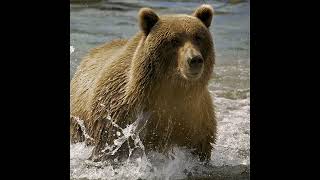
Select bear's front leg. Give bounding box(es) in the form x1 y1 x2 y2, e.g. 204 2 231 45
191 134 215 162
88 119 142 163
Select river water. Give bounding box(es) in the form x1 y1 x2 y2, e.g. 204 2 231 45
70 0 250 179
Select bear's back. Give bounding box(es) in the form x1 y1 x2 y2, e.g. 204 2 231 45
70 39 128 117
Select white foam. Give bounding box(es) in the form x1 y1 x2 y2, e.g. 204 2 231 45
70 93 250 179
70 46 75 55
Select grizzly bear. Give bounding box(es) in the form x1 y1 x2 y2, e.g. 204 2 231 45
70 4 216 162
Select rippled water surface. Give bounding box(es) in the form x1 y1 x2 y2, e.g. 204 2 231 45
70 0 250 179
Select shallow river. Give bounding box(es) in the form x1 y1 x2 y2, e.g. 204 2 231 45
70 0 250 179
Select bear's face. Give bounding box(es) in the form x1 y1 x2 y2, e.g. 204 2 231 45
138 5 214 82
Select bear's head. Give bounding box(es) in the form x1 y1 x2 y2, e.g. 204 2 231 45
135 4 215 86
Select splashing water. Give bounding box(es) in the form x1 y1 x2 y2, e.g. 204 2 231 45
72 115 94 142
70 1 250 179
70 91 250 179
99 112 151 162
70 46 75 55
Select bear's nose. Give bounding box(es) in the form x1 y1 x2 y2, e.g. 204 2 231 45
188 55 203 68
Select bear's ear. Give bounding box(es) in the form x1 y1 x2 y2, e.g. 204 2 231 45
138 8 159 35
192 4 214 28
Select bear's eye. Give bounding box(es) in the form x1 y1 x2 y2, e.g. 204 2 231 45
171 38 181 46
195 35 203 42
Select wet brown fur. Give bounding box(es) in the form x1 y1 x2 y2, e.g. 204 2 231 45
70 4 216 162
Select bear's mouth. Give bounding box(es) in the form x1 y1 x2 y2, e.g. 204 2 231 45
189 72 201 78
187 65 203 79
179 66 203 81
184 70 202 80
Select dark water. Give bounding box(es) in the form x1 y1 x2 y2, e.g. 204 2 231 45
70 0 250 179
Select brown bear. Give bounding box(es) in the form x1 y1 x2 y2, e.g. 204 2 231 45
70 4 216 162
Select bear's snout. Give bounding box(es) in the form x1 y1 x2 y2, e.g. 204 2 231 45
188 55 203 69
178 43 205 80
184 48 204 79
